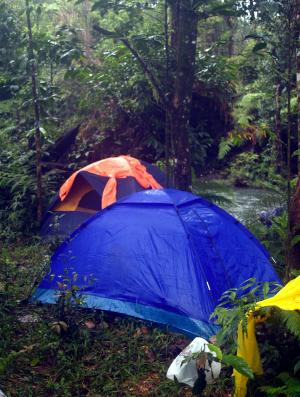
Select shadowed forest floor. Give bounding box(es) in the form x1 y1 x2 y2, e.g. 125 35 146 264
0 242 232 397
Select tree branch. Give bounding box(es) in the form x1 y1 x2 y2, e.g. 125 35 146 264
93 24 167 107
41 162 70 170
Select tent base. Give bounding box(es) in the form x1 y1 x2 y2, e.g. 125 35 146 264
32 288 219 339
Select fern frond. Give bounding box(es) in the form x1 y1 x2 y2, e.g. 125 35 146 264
259 373 300 397
218 139 233 160
279 310 300 340
278 372 300 397
259 385 287 396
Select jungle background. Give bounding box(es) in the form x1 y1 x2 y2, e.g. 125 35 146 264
0 0 300 396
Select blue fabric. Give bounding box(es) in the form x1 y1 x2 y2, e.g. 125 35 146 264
32 288 218 339
40 211 92 238
34 189 280 338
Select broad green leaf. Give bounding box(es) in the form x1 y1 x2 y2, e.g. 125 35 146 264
294 360 300 375
292 149 300 157
30 357 40 366
263 282 270 297
222 354 254 379
291 235 300 247
207 343 222 360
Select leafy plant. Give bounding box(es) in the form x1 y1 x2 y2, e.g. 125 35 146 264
225 148 285 189
276 310 300 341
211 278 281 348
212 278 300 397
259 372 300 397
55 268 94 324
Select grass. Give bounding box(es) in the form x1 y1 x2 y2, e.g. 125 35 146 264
1 309 191 396
1 240 298 397
0 240 199 397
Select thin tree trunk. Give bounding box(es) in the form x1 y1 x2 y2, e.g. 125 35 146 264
225 16 234 57
290 0 300 272
297 0 300 174
249 0 255 23
94 2 199 191
82 0 92 62
164 0 171 186
169 0 198 190
286 5 294 280
25 0 43 223
274 83 283 171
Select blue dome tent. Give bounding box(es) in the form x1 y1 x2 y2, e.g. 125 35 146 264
33 189 280 338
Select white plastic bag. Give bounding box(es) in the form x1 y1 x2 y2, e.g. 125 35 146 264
166 337 221 387
0 389 7 397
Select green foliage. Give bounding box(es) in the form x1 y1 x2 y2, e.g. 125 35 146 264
212 277 300 397
221 354 254 379
54 267 96 325
0 0 296 238
229 152 264 186
207 344 254 379
211 278 281 347
278 310 300 341
259 372 300 397
192 178 234 206
226 149 285 189
233 92 268 128
0 147 37 238
196 49 237 97
248 212 287 275
218 133 247 160
218 89 273 161
0 244 191 397
0 242 51 302
190 128 214 170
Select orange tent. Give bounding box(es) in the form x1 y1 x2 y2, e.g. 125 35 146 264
41 156 165 238
59 155 162 209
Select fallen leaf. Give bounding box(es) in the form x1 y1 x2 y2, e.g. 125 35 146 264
142 345 155 362
85 320 96 329
140 326 148 334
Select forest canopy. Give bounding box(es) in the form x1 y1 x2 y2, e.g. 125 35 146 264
0 0 298 238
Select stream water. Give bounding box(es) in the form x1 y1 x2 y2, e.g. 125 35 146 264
198 182 284 224
222 187 283 222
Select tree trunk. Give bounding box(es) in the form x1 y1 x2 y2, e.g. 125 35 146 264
274 83 283 171
25 0 43 223
169 1 198 190
225 16 234 57
290 0 300 272
249 0 255 23
164 0 172 186
93 1 199 191
285 4 295 280
297 0 300 175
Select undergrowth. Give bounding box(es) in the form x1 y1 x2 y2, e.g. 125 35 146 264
212 280 300 397
0 241 194 397
1 242 299 397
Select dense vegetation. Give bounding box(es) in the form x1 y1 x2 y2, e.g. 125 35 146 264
1 0 300 396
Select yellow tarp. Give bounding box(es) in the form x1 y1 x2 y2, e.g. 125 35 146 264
233 276 300 397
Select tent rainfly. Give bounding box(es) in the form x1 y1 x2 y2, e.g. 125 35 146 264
41 155 165 238
34 189 280 338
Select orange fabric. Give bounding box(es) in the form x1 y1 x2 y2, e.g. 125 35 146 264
54 179 92 211
102 177 117 208
59 156 162 209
